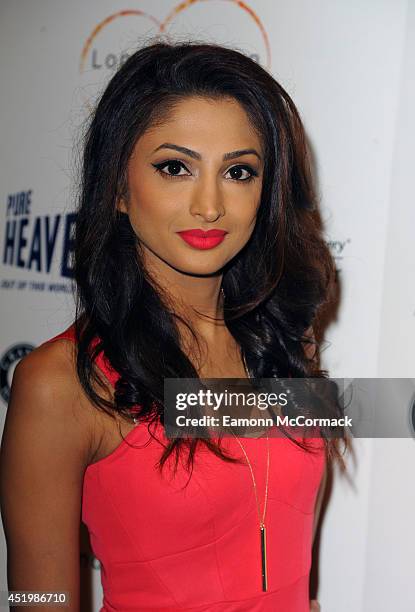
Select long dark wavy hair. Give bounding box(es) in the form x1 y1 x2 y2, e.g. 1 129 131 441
73 40 349 477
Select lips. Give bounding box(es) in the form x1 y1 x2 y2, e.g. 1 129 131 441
176 229 228 250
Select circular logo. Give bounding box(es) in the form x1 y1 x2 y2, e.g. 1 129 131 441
0 343 35 404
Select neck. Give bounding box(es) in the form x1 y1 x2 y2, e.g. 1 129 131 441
141 248 226 342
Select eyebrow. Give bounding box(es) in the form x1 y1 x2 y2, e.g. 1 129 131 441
152 142 262 162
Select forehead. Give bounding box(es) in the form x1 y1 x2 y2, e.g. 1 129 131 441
134 96 263 156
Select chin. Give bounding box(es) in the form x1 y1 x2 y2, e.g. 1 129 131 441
174 263 225 277
162 253 224 274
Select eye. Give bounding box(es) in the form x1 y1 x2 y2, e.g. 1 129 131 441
225 165 258 182
152 160 258 182
152 160 190 179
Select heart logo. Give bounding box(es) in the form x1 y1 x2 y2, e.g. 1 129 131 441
79 0 271 76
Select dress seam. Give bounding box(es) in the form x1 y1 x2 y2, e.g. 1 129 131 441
178 571 310 609
96 464 185 609
196 472 227 600
110 504 259 565
267 496 315 515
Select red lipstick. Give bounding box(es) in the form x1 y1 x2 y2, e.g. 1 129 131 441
176 229 228 250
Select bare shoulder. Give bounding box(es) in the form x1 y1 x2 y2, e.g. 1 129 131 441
17 334 80 383
0 338 106 604
5 337 102 468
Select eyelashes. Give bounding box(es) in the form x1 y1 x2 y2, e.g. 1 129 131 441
152 160 258 183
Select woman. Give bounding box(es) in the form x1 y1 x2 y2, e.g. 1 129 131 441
0 41 348 611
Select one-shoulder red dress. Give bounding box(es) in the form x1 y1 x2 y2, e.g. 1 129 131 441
42 324 325 611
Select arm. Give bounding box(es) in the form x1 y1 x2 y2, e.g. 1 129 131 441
0 341 94 611
301 324 326 540
305 325 325 612
309 459 327 611
312 459 327 544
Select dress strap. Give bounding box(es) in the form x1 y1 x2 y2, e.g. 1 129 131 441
42 323 120 388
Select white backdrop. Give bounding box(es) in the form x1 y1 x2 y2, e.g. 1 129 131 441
1 1 414 610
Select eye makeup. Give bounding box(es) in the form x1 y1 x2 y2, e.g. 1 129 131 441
152 159 259 182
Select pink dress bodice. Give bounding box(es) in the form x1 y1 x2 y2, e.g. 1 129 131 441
43 323 325 611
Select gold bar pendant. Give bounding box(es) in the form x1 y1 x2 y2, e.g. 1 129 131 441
260 524 268 591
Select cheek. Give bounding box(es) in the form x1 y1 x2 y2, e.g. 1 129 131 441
230 195 259 231
128 185 175 234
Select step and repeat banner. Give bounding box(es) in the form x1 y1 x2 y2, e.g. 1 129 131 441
1 1 414 610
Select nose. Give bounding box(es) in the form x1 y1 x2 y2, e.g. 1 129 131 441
188 172 225 223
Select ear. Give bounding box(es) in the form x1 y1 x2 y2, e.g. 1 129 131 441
116 197 128 214
302 326 318 362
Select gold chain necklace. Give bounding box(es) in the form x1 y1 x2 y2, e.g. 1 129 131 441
228 347 271 592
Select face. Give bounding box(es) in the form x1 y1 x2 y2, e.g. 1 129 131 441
117 96 264 280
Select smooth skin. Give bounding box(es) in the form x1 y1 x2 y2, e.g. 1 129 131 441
117 96 264 376
0 95 325 611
